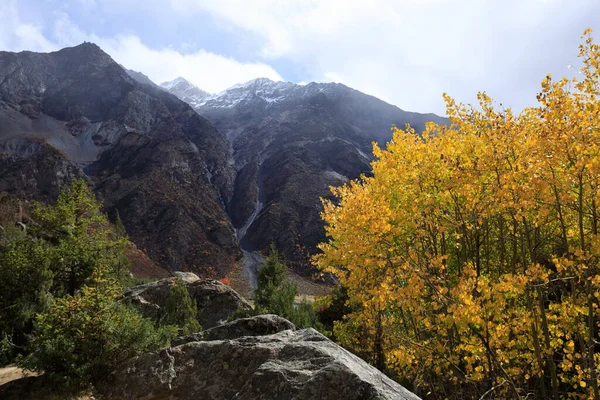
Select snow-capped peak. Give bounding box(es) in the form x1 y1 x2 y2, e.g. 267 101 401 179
198 78 298 108
160 77 212 107
160 76 189 90
224 77 285 91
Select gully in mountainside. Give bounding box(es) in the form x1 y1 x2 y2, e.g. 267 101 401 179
232 166 267 288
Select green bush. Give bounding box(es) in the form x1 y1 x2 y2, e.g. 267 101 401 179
0 237 53 363
0 333 14 366
291 301 320 329
0 179 137 366
21 269 176 390
314 284 354 339
161 277 202 335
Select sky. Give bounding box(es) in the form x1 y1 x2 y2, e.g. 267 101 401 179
1 0 599 116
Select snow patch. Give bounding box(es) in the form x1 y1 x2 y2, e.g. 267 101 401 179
357 148 371 160
198 78 298 108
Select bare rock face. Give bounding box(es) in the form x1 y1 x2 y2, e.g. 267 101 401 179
0 143 87 202
99 328 420 400
123 275 251 329
91 131 240 277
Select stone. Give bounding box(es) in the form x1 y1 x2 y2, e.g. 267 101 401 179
123 276 252 329
99 328 420 400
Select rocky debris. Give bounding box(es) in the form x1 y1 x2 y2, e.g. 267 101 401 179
123 275 251 329
98 328 420 400
171 314 296 346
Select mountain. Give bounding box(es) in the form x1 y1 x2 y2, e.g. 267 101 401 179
123 66 160 88
0 42 446 280
160 77 212 109
164 77 448 273
0 43 239 277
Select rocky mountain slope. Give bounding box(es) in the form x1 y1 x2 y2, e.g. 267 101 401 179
167 77 447 273
0 43 238 277
123 66 161 89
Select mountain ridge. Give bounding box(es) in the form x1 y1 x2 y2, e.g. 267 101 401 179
0 41 447 279
160 77 212 108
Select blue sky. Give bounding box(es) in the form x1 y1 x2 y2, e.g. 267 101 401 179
2 0 600 115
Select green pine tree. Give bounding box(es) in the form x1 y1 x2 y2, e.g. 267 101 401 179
161 277 202 335
253 243 316 329
32 179 131 295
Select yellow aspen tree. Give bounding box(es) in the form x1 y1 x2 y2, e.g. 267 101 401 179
316 30 600 399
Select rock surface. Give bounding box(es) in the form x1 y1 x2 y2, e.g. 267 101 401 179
0 143 87 202
99 328 420 400
171 314 296 346
123 274 252 329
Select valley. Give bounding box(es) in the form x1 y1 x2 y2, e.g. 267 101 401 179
3 2 598 398
0 43 445 285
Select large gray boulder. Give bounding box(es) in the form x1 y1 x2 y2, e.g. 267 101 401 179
123 274 252 329
99 328 420 400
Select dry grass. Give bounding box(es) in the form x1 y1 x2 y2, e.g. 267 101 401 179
227 259 253 299
0 366 95 399
0 365 37 386
287 270 331 299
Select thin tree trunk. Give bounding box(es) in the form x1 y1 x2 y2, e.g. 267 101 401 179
587 279 599 398
527 290 548 399
537 287 559 399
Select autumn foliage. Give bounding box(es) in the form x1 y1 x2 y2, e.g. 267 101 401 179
220 276 231 286
316 30 600 399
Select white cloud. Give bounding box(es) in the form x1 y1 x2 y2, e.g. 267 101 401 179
4 0 600 115
92 35 282 92
168 0 600 114
1 4 283 94
0 1 57 53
